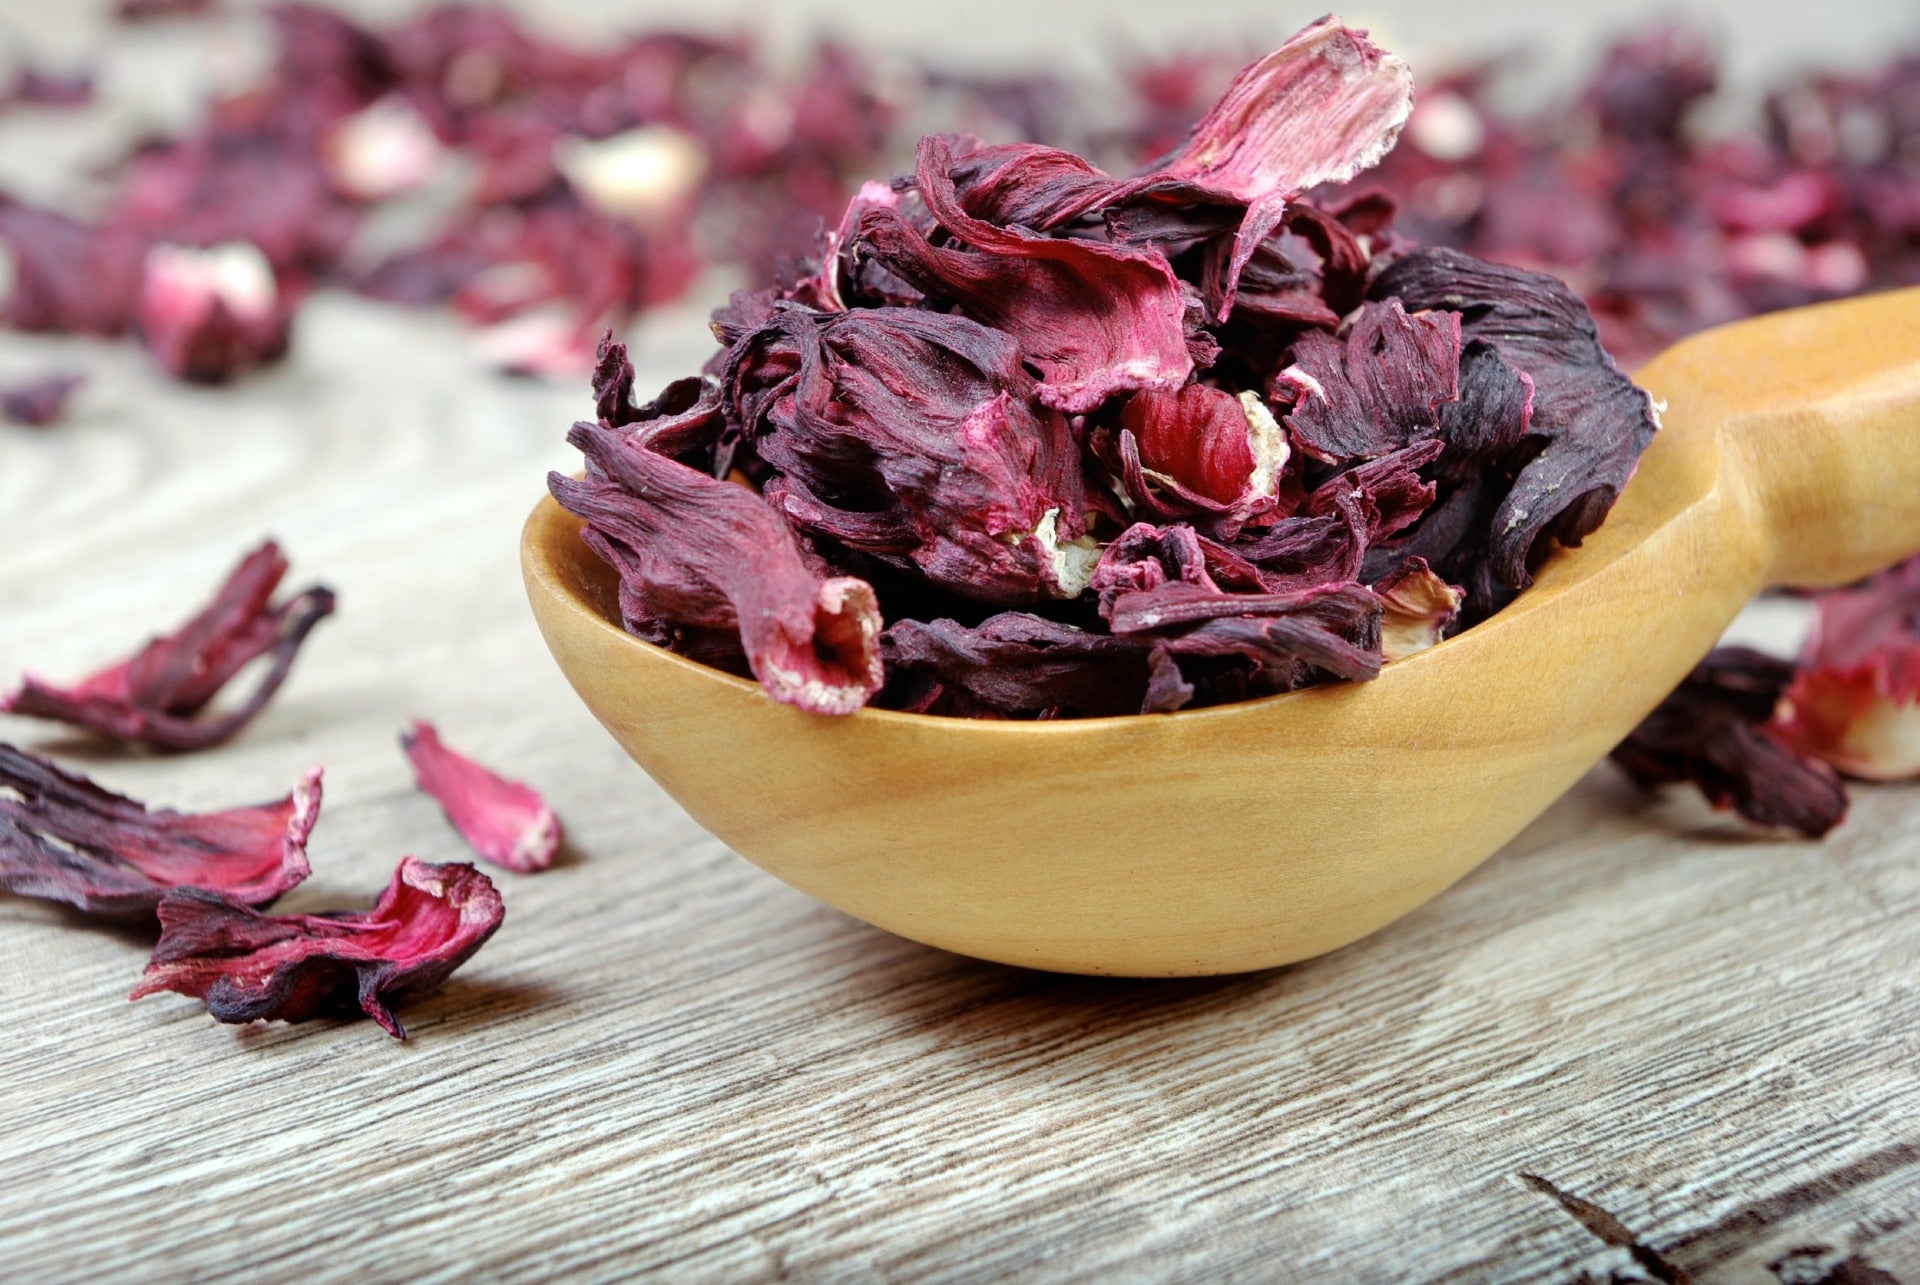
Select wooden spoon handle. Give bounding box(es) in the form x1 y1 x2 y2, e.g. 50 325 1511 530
1641 286 1920 589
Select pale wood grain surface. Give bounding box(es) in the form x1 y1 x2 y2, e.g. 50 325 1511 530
3 6 1920 1283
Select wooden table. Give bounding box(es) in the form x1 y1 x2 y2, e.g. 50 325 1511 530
3 11 1920 1284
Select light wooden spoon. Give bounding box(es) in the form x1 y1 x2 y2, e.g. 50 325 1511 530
523 288 1920 976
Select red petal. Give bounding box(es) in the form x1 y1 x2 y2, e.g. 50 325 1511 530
402 721 559 873
131 857 504 1039
2 540 335 751
0 744 317 915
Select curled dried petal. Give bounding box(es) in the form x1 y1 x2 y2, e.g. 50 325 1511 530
551 367 883 714
1776 558 1920 780
2 540 335 752
132 857 504 1039
881 614 1150 717
0 743 317 915
857 135 1193 413
1370 247 1659 588
1613 647 1846 836
402 721 558 873
1117 17 1414 318
1274 300 1461 462
730 306 1094 602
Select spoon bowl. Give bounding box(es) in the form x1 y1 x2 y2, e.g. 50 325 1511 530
524 289 1920 975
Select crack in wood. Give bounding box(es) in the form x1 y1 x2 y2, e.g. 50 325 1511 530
1662 1140 1920 1271
1519 1172 1692 1284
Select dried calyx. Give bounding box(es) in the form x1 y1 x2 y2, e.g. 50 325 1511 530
0 744 319 915
1613 559 1920 834
132 856 504 1039
2 540 333 751
402 721 560 873
554 18 1659 719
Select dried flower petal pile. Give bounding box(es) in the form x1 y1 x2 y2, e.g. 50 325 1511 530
553 19 1659 719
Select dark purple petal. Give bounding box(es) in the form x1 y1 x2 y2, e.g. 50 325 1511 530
729 306 1096 602
1613 647 1847 836
552 358 883 714
856 135 1194 413
881 614 1150 717
1273 299 1461 461
0 743 317 915
1093 522 1383 688
0 372 84 427
1370 247 1660 588
131 858 504 1040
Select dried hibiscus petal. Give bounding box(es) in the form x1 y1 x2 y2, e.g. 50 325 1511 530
0 744 317 915
2 540 335 751
881 614 1150 717
727 306 1097 602
1613 647 1846 837
136 242 294 384
1776 558 1920 780
1093 522 1383 693
1109 17 1414 318
1370 248 1660 588
131 857 504 1039
550 356 883 714
1274 300 1461 462
0 372 83 427
857 135 1195 413
402 721 559 873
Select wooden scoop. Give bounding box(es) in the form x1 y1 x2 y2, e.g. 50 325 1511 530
523 288 1920 976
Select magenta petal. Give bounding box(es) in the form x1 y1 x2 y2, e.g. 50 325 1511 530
2 540 335 751
726 306 1095 602
881 614 1150 717
402 721 558 873
857 135 1194 413
0 744 317 915
551 348 884 715
1370 248 1659 588
132 857 504 1039
1121 18 1413 318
